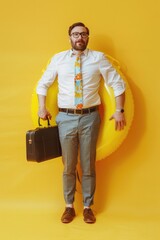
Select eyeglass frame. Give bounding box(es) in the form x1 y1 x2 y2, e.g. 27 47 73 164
70 32 89 39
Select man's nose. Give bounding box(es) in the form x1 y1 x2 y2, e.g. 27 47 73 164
78 34 83 39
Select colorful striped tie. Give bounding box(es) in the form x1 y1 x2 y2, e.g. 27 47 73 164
74 54 83 109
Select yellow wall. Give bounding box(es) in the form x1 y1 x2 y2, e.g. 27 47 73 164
0 0 160 239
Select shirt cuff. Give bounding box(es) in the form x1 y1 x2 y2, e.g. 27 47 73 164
36 88 47 96
114 88 125 97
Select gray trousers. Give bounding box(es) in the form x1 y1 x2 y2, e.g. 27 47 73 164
56 110 101 207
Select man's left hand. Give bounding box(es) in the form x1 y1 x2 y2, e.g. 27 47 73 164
109 112 126 131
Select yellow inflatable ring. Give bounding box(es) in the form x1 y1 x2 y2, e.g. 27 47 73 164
31 55 134 161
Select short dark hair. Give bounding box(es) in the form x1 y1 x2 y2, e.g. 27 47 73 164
68 22 89 36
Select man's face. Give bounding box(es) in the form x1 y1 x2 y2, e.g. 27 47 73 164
69 26 89 51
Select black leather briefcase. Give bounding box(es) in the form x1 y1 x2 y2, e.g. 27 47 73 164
26 118 62 162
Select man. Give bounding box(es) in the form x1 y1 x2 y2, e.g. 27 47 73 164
36 22 126 224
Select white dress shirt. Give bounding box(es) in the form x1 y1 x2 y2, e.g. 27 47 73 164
36 49 125 108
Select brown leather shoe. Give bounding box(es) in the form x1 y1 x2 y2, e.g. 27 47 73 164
61 207 76 223
83 208 96 223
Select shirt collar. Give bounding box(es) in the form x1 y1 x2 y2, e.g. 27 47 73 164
69 48 89 57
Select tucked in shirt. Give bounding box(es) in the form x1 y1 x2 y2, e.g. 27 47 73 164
36 49 125 109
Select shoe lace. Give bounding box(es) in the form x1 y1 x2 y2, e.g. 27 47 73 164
65 207 74 215
84 208 93 215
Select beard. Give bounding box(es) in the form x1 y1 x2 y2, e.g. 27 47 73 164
70 38 89 51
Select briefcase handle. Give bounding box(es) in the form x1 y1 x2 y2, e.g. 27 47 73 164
38 117 51 127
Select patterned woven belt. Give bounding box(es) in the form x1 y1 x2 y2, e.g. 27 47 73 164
58 106 98 115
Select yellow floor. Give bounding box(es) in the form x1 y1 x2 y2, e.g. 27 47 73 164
0 206 159 240
0 157 159 240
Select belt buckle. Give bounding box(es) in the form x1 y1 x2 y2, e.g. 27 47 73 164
74 109 83 114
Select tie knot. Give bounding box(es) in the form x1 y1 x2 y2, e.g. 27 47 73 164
76 53 81 60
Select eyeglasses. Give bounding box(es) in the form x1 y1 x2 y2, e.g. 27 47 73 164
71 32 89 38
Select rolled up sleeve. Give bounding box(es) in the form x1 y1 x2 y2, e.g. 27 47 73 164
99 54 125 97
36 56 58 96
